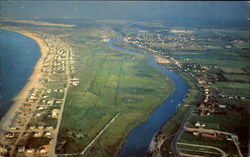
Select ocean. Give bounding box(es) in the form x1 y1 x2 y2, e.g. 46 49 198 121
0 29 40 117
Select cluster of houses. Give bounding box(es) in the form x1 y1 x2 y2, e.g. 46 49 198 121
124 34 212 70
123 31 207 51
2 86 57 156
41 34 68 74
187 127 220 139
38 33 77 80
17 145 49 156
0 87 51 156
218 93 248 101
0 146 8 156
9 88 42 131
196 86 230 116
69 76 80 86
68 53 79 86
185 126 239 142
123 30 245 150
0 33 75 156
154 56 170 64
124 32 222 86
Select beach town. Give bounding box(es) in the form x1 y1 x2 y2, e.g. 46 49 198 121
0 30 78 156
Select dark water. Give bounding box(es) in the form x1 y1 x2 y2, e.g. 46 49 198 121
0 30 40 116
106 39 188 157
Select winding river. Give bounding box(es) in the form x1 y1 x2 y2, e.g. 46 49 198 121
106 39 189 157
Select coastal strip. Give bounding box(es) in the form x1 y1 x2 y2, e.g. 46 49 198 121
0 28 75 156
0 30 48 131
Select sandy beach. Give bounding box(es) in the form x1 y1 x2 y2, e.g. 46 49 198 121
0 30 48 131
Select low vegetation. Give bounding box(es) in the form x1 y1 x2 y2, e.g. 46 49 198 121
56 27 174 156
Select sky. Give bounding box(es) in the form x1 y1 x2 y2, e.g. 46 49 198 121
0 1 249 23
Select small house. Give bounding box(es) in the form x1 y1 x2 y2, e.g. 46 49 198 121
45 132 52 136
18 146 25 153
193 132 199 136
26 148 35 154
51 109 60 118
219 105 226 109
33 131 43 137
46 126 53 130
201 132 217 138
29 126 36 130
5 132 15 139
39 145 49 154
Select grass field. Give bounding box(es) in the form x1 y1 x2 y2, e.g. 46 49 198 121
212 82 250 96
179 132 239 156
55 27 174 156
177 143 222 157
223 73 250 82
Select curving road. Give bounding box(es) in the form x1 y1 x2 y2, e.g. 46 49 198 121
177 142 227 157
171 70 202 157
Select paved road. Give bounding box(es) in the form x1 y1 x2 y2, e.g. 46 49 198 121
48 40 71 157
9 90 45 156
80 113 120 155
170 68 202 157
184 127 243 157
178 142 227 157
234 140 243 157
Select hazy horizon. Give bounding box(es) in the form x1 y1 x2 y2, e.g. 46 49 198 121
1 1 248 23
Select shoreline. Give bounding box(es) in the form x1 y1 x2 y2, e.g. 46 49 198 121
0 29 48 131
